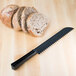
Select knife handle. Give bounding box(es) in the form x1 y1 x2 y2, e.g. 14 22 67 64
11 50 37 70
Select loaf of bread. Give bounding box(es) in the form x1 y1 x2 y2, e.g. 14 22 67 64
0 4 49 37
0 5 19 28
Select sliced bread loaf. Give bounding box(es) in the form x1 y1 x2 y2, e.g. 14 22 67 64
0 5 19 28
12 7 25 31
26 13 49 36
21 7 37 32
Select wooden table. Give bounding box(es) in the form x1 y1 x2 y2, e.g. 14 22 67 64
0 0 76 76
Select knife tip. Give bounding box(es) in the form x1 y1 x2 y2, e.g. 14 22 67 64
64 27 74 30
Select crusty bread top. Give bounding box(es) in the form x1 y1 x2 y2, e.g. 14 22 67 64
0 5 19 28
21 7 37 32
1 5 18 17
12 7 25 30
27 13 48 36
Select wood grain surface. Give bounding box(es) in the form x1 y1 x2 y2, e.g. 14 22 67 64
0 0 76 76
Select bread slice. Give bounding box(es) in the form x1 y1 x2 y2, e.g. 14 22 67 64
26 13 49 36
21 7 37 32
0 5 19 28
12 7 25 31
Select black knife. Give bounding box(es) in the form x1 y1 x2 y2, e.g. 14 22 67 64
11 27 73 70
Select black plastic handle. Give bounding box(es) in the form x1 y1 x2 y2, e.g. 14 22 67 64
11 50 37 70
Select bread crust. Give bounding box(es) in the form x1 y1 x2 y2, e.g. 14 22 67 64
21 7 37 32
12 7 25 31
0 5 19 28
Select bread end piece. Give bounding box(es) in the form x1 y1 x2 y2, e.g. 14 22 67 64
0 4 19 28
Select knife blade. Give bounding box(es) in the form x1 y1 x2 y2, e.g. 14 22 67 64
11 27 73 70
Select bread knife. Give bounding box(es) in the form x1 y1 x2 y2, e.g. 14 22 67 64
11 27 73 70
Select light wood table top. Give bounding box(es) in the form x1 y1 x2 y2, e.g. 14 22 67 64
0 0 76 76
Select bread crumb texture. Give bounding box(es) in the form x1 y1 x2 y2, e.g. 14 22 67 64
27 13 49 36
